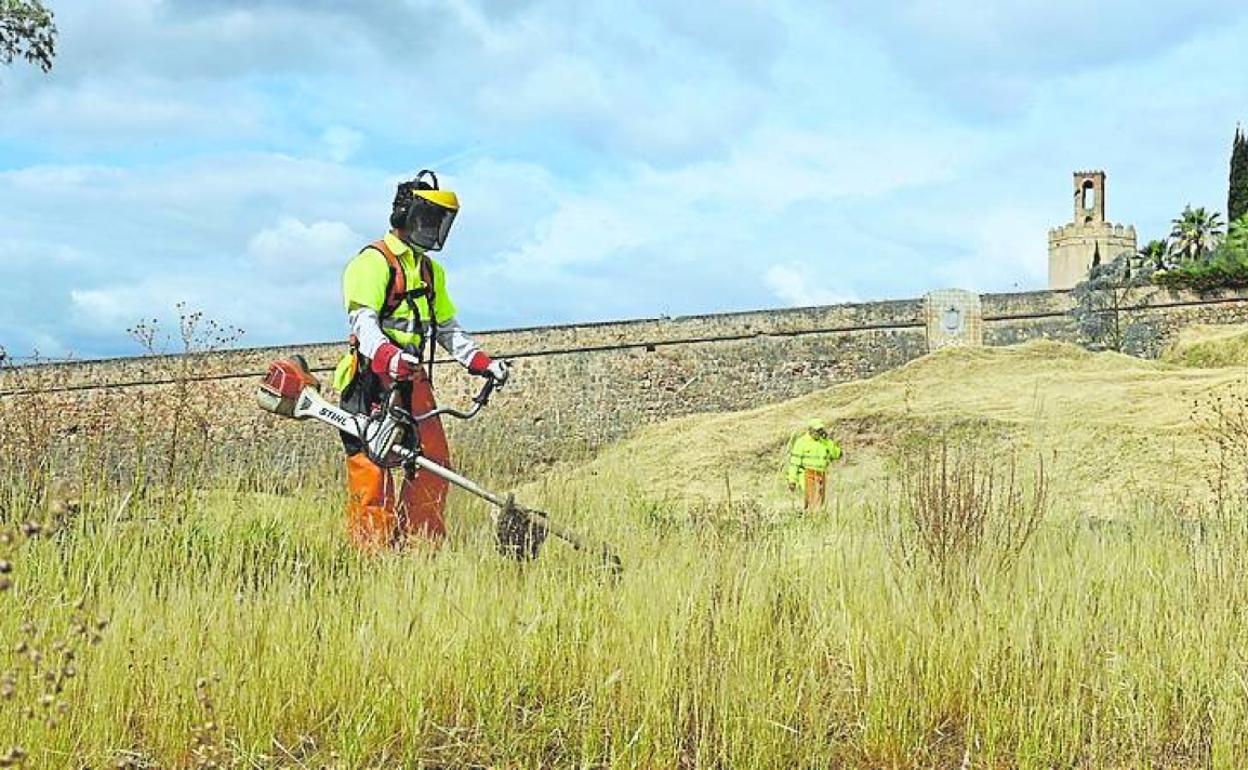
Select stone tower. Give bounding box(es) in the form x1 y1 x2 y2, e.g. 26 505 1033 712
1047 170 1137 289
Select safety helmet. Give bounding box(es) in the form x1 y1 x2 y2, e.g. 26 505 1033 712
807 418 826 432
390 169 460 252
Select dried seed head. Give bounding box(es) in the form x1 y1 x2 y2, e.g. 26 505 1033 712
0 561 11 574
0 578 10 593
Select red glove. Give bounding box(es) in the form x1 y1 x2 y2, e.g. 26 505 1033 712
467 351 492 376
468 352 510 385
371 343 421 381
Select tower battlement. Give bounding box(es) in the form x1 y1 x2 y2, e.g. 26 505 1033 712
1048 222 1137 240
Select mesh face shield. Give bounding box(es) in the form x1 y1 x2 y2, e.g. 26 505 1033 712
402 194 458 252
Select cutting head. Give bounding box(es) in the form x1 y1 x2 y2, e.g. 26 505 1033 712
496 499 548 561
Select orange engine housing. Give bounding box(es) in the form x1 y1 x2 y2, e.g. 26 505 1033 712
257 357 321 417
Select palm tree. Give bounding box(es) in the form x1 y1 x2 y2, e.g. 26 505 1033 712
1136 239 1170 272
1227 215 1248 255
1168 205 1224 263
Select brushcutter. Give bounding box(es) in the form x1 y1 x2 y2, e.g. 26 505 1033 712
256 355 622 574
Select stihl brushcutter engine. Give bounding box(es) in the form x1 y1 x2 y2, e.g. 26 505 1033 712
256 356 622 574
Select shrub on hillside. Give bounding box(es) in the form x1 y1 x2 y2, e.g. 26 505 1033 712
1153 214 1248 291
873 434 1048 590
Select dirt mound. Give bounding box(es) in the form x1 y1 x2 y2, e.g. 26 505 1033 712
521 339 1247 516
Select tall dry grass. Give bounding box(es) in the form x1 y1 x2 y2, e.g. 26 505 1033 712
872 435 1049 590
3 348 1248 767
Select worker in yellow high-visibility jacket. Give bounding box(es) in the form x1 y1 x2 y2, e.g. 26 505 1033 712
333 170 509 550
786 419 842 510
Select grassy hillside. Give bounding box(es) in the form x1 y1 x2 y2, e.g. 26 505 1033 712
1162 323 1248 368
524 340 1245 515
5 338 1248 768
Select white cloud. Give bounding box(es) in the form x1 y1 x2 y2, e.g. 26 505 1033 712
476 54 610 124
477 122 966 281
247 218 363 268
764 263 857 307
1 77 268 147
0 155 385 356
832 0 1248 115
321 127 364 164
2 0 1247 358
68 289 132 328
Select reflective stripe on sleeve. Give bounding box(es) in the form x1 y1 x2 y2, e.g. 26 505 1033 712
380 317 431 332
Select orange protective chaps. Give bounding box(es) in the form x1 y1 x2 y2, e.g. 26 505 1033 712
398 376 451 541
804 468 827 511
344 374 451 550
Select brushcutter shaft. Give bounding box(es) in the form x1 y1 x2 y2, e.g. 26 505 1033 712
410 455 508 508
410 455 600 556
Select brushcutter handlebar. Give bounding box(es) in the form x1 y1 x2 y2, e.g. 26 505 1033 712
406 373 498 424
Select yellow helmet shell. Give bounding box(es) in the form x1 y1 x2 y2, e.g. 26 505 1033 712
414 189 459 212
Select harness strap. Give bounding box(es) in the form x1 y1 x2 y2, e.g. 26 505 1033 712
419 253 437 386
365 239 439 382
369 239 406 316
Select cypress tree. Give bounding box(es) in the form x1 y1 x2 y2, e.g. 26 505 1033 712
1230 125 1248 224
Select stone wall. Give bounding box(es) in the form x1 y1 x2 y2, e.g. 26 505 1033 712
5 286 1248 466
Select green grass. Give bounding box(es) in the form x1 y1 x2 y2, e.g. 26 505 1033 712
5 472 1248 768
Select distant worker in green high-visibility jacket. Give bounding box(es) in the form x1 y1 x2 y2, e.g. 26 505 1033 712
786 419 842 510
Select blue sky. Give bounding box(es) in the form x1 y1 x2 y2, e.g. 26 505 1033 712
1 0 1246 359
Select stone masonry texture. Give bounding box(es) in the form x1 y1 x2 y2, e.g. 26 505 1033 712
5 287 1248 468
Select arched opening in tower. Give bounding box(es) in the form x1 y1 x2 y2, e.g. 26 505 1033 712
1082 181 1097 212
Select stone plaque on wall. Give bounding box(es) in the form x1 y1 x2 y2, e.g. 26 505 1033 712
925 289 983 351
